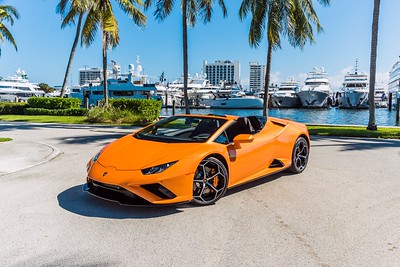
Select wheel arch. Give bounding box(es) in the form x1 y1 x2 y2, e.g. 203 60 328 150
207 153 229 176
298 133 310 147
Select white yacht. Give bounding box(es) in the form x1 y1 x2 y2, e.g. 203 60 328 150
337 62 369 109
388 57 400 109
69 58 157 107
202 84 263 109
202 93 263 109
167 74 219 107
271 77 301 108
155 83 183 108
297 67 333 108
0 69 44 102
374 83 388 108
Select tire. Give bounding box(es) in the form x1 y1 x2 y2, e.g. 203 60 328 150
192 157 228 205
289 136 309 174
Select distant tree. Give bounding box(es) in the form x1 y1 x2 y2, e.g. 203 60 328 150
0 5 19 57
38 83 55 93
367 0 380 131
81 0 146 107
239 0 330 116
57 0 92 98
145 0 227 114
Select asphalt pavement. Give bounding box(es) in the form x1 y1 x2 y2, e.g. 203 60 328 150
1 121 400 267
0 140 59 176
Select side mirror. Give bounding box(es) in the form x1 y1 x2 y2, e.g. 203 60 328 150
233 134 254 148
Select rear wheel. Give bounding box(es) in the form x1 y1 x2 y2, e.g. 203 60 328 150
192 157 228 205
289 137 309 174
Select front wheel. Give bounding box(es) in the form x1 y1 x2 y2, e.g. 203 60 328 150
192 157 228 205
289 137 309 174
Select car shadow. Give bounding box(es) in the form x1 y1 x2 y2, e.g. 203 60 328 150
57 184 183 219
311 136 400 151
58 171 293 219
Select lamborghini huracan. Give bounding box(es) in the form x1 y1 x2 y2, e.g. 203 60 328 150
84 114 310 206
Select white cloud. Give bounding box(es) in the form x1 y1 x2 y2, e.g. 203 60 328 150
270 71 281 86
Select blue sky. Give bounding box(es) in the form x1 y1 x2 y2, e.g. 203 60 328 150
0 0 399 90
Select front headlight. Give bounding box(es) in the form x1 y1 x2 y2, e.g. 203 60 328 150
86 143 113 172
141 161 178 175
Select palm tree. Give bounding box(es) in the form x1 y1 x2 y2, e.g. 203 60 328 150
239 0 330 116
81 0 146 107
367 0 380 131
0 5 19 57
57 0 92 98
145 0 227 114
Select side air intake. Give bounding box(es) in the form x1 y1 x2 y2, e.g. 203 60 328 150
269 159 284 168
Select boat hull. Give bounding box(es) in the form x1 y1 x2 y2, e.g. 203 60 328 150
297 90 330 108
271 95 302 108
338 91 369 109
202 97 263 109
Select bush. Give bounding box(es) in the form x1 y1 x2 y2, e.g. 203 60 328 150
28 97 81 109
0 102 28 115
86 106 140 124
23 108 88 116
109 98 162 122
86 99 162 124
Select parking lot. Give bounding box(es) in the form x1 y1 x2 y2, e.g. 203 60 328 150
1 122 399 266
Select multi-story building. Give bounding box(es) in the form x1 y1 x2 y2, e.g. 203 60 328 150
203 60 240 86
79 67 102 86
249 62 266 92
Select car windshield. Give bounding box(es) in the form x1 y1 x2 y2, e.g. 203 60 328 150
134 116 228 143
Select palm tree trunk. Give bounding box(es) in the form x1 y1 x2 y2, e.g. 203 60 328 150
102 31 109 107
182 0 190 114
367 0 380 130
60 13 83 98
263 42 273 117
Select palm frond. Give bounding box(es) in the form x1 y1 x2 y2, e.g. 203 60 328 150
81 7 100 47
0 5 20 25
199 0 212 23
0 24 17 50
152 0 175 21
238 0 253 20
117 0 146 27
187 0 198 27
56 0 70 15
61 9 80 28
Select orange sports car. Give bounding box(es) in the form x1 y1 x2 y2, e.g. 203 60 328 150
84 114 310 206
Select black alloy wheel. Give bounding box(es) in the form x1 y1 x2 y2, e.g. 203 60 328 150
192 157 228 205
289 136 309 174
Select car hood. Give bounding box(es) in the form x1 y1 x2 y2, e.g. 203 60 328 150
97 134 201 170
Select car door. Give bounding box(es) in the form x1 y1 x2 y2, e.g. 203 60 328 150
227 133 276 187
221 117 276 187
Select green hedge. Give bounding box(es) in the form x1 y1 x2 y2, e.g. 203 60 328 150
87 98 162 124
0 102 28 115
109 98 162 122
27 97 81 109
23 108 88 116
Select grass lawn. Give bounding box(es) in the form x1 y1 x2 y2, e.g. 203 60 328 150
1 115 400 139
0 137 12 142
307 125 400 139
0 115 88 124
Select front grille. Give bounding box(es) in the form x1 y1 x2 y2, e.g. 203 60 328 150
86 178 152 205
92 180 123 191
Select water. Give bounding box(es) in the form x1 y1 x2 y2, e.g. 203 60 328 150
160 107 400 126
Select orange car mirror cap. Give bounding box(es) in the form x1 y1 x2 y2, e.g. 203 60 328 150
233 134 254 149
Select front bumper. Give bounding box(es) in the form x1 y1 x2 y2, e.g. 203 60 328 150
83 179 153 205
84 161 194 205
